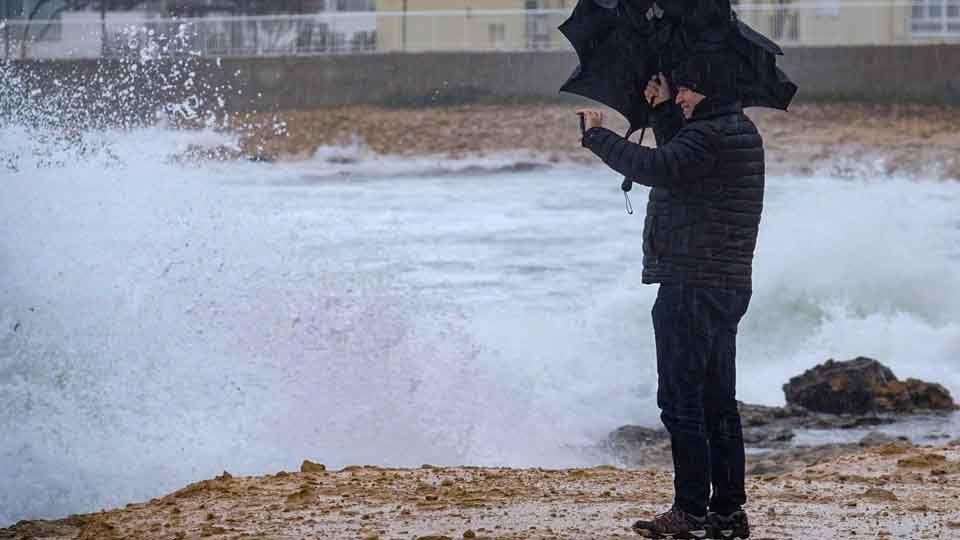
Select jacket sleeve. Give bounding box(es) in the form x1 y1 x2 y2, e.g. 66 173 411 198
650 102 685 146
581 123 717 188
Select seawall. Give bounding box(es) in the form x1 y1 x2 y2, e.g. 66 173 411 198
8 45 960 115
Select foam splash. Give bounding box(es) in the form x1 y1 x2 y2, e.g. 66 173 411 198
737 175 960 404
0 24 250 173
0 135 493 523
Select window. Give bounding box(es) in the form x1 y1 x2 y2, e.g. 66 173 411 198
336 0 375 11
36 15 62 42
770 0 799 41
525 0 550 49
20 0 62 42
815 0 840 17
912 0 960 34
3 1 25 18
488 23 506 47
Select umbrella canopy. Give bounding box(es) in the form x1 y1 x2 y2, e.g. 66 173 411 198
559 0 798 136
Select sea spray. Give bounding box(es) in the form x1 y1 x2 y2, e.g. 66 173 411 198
0 128 497 522
0 21 295 171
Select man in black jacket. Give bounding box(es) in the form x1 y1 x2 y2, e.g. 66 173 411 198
577 53 763 540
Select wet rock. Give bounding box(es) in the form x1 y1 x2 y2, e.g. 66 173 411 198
862 488 898 502
605 425 671 468
610 421 797 451
739 403 808 427
608 425 669 449
746 459 787 476
835 415 896 429
738 401 900 431
859 431 909 447
300 460 326 473
903 378 956 411
743 426 795 446
74 518 121 540
285 485 317 506
607 358 956 474
745 444 861 476
0 517 89 540
874 442 914 455
200 524 229 537
608 423 871 475
783 357 956 415
897 453 947 468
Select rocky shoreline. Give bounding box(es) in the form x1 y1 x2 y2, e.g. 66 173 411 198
4 443 960 540
608 357 959 475
608 407 958 477
212 102 960 181
3 357 958 538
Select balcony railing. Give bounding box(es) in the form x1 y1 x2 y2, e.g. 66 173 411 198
2 3 959 61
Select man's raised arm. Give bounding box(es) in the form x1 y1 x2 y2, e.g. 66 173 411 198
581 123 717 188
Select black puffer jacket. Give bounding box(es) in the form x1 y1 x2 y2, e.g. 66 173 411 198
582 99 764 291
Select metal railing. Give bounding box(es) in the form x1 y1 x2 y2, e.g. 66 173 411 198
3 3 960 61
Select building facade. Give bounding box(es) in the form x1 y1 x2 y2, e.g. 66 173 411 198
3 0 378 59
373 0 959 52
736 0 959 46
374 0 571 52
5 0 960 60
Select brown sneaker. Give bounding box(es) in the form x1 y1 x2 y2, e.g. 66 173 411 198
708 510 750 539
631 506 709 539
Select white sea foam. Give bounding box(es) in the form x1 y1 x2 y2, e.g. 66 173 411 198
0 128 492 522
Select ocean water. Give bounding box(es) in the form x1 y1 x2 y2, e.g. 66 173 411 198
2 126 959 524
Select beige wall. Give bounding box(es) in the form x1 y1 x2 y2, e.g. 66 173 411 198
736 1 916 46
375 0 571 51
376 1 942 51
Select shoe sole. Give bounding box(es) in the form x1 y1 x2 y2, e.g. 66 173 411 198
709 529 749 540
632 527 709 539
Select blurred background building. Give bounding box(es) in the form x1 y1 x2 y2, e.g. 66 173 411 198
1 0 959 59
373 1 571 51
734 0 956 45
1 0 377 58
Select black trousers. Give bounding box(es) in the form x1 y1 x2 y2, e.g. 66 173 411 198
652 283 750 517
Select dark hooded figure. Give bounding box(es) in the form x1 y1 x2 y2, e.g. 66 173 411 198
577 52 762 540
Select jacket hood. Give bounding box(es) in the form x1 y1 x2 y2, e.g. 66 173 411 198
672 52 738 103
691 98 743 121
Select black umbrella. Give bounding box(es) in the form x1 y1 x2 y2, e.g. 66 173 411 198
559 0 798 136
559 0 657 138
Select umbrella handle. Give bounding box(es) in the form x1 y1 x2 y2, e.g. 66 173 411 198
621 96 656 195
620 96 656 214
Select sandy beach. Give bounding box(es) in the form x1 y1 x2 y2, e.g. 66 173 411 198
228 103 960 180
4 442 959 539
